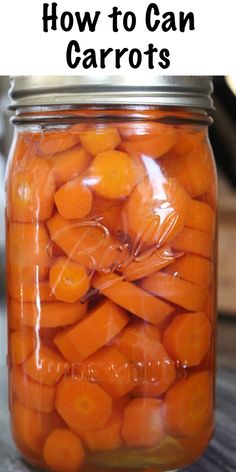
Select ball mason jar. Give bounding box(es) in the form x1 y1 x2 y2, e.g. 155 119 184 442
6 76 217 472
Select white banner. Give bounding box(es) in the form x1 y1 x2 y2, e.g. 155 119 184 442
0 0 235 75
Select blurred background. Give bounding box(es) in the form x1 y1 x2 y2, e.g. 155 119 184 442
0 75 236 368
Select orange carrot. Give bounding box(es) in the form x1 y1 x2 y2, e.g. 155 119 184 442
48 145 92 187
122 246 176 281
8 278 54 303
23 345 69 386
164 371 213 437
113 395 131 414
186 199 216 236
54 300 129 362
8 156 55 223
121 398 165 447
10 329 36 365
11 366 56 413
56 377 112 432
43 429 85 472
90 197 124 235
85 347 135 400
80 127 121 155
12 401 64 456
141 271 208 312
120 124 177 159
163 312 212 367
87 150 138 199
49 258 90 303
164 254 214 288
54 177 93 219
92 273 173 325
38 130 80 156
8 223 51 282
80 412 123 451
111 321 161 361
124 176 190 247
171 227 213 260
9 298 87 329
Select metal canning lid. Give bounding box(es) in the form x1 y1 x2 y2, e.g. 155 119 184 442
9 76 214 111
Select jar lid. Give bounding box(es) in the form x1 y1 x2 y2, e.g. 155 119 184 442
9 76 214 111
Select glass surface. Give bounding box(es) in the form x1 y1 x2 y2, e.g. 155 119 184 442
6 109 217 472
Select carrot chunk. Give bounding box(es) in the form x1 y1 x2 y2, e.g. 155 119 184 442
9 298 87 329
48 145 92 187
164 371 213 437
11 366 56 413
56 377 112 432
124 176 189 247
54 300 129 362
141 271 208 312
8 156 55 223
10 329 36 365
88 150 138 199
49 258 90 303
121 398 165 447
55 178 93 219
111 321 161 361
38 130 80 156
171 227 213 260
163 312 212 367
85 347 135 400
164 254 214 288
12 402 64 456
80 412 123 451
80 127 121 155
8 223 51 282
90 197 124 235
186 199 216 235
23 345 69 386
8 278 54 303
93 273 173 325
121 124 177 159
43 429 85 472
122 246 176 281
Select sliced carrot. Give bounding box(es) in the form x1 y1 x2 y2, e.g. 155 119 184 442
38 130 80 156
164 254 214 288
204 284 216 322
113 395 131 414
171 227 213 260
164 371 213 437
12 401 64 456
43 429 85 472
80 127 121 155
55 177 93 219
11 366 56 413
23 345 69 386
8 277 54 303
120 124 177 159
121 398 165 447
163 312 212 367
92 273 173 325
111 321 161 361
56 377 112 432
124 176 189 247
122 246 176 281
88 150 138 199
9 298 87 329
141 271 208 312
47 213 128 272
54 300 129 362
39 327 63 345
90 197 124 235
80 412 123 451
49 257 90 303
186 199 216 235
8 156 55 223
10 329 36 365
85 347 135 400
48 145 92 187
8 223 51 282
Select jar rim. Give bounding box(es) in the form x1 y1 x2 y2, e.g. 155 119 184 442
9 76 214 112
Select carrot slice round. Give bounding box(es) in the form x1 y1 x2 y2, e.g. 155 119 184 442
54 300 129 362
121 398 165 448
43 429 85 472
88 150 138 199
56 377 113 432
49 257 90 303
48 145 92 187
8 278 54 303
122 246 176 282
186 199 216 236
163 312 212 367
141 271 208 312
164 254 214 288
80 412 123 451
10 329 36 365
163 371 213 437
23 345 68 386
55 177 93 220
80 127 121 155
120 124 177 159
171 227 213 260
37 130 80 156
111 321 161 361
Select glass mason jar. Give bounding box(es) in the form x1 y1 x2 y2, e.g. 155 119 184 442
6 77 217 472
